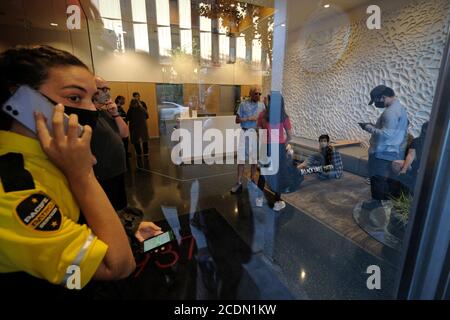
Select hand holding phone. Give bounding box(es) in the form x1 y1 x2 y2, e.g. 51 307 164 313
135 221 163 242
2 85 83 136
106 102 118 115
34 104 97 181
143 230 175 254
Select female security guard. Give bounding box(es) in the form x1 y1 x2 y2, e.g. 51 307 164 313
0 45 159 297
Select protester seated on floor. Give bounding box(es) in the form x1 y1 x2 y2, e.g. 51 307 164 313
297 134 343 180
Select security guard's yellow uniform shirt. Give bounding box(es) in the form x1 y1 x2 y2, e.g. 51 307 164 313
0 130 108 288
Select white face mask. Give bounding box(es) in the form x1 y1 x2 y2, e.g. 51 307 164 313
95 90 111 105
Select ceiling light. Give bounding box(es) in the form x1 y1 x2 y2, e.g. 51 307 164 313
50 23 58 26
281 23 286 27
324 4 331 8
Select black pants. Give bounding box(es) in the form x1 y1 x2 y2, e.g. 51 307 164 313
368 155 405 200
257 174 281 202
123 138 129 157
99 173 128 211
134 142 149 156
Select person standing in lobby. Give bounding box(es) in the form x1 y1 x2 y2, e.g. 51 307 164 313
256 94 296 211
115 95 130 159
127 92 150 158
359 85 409 210
91 76 129 210
231 86 265 194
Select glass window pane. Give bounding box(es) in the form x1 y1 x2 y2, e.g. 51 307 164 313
131 0 147 23
158 26 172 56
180 29 193 55
219 34 229 61
200 16 211 32
98 0 121 19
179 0 192 29
133 23 149 53
252 38 261 64
200 32 212 60
156 0 171 26
236 36 246 60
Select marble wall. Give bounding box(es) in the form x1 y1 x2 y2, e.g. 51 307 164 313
283 0 450 145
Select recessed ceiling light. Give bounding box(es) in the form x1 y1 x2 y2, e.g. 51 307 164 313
50 23 58 26
324 4 331 8
281 23 286 27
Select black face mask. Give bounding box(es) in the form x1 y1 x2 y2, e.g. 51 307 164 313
374 101 385 109
42 94 99 129
64 106 99 129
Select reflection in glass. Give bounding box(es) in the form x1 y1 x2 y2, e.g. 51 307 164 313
179 0 192 29
158 26 172 56
236 36 246 60
179 0 193 55
133 24 150 53
252 37 262 64
131 0 147 23
219 34 230 62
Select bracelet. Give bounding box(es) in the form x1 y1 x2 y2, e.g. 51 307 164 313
112 114 120 118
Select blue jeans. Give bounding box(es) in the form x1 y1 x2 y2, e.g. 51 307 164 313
318 171 339 180
307 153 337 180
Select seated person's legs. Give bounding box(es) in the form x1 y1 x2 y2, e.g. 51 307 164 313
318 170 338 180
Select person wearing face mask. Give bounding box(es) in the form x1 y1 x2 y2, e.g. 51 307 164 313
297 134 344 180
84 76 129 211
0 45 165 298
127 92 150 158
359 85 409 210
115 95 131 160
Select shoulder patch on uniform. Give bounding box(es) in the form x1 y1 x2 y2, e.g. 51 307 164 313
15 193 62 232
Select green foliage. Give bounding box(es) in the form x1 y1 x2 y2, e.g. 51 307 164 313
391 192 413 226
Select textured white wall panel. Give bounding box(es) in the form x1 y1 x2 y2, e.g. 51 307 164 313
283 0 450 145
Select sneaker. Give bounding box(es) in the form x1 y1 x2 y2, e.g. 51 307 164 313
255 197 264 207
230 183 243 194
273 201 286 211
365 177 371 185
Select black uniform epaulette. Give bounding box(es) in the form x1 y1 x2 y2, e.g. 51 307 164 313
0 153 35 192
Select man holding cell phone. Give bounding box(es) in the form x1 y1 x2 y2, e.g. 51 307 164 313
359 85 409 210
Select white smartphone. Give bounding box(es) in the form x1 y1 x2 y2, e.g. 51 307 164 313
2 85 83 136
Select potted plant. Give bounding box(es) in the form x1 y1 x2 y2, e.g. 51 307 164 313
387 191 413 240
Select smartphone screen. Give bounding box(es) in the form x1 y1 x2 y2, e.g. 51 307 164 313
143 231 175 253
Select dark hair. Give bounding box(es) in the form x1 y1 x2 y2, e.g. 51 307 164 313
319 134 330 142
133 92 140 97
0 45 89 130
263 94 289 125
319 135 332 165
115 95 125 105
